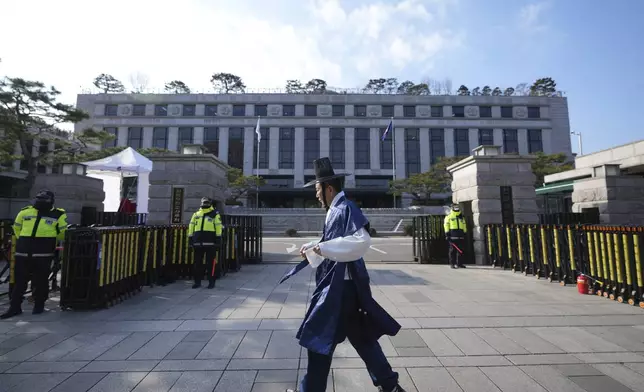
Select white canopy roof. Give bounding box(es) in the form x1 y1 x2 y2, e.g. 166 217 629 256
82 147 153 174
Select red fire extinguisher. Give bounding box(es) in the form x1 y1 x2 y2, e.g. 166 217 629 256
577 275 589 295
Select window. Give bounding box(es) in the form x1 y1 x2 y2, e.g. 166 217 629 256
127 127 143 149
501 106 513 118
354 128 370 169
503 129 518 153
19 139 33 171
382 105 394 118
452 106 465 118
103 127 118 148
254 105 267 117
304 105 317 116
479 129 494 146
355 177 391 189
178 127 194 151
332 105 345 117
479 106 492 118
454 129 470 156
37 140 48 173
152 127 168 149
253 128 269 169
232 104 245 116
203 127 219 156
263 176 294 189
380 127 393 170
155 104 168 116
283 105 295 116
330 128 345 169
183 104 196 116
431 106 443 118
354 105 367 117
405 129 420 176
279 128 295 169
528 129 543 153
528 106 540 119
104 104 118 116
132 104 146 116
403 105 416 118
205 104 218 117
228 127 244 168
304 128 320 169
430 129 445 164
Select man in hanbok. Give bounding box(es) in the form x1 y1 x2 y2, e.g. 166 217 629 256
281 157 406 392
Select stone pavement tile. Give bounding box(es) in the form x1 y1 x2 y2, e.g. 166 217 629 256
395 347 433 357
378 336 398 357
132 371 182 392
49 372 108 392
182 331 216 343
81 360 159 373
178 304 223 320
258 319 301 330
407 367 464 392
264 330 301 359
278 307 306 319
402 291 432 304
29 333 101 362
528 327 626 354
213 370 257 392
0 373 31 390
507 354 582 366
397 306 426 318
593 363 644 392
0 332 75 362
154 359 228 371
568 375 634 392
266 292 288 305
234 331 271 358
168 371 222 392
60 333 130 361
87 372 148 392
229 307 261 319
2 372 71 392
416 330 464 357
519 365 588 392
574 352 644 364
438 355 511 367
334 341 359 358
255 369 298 383
6 361 87 373
447 367 501 392
388 357 441 368
471 328 530 355
480 366 548 392
495 328 564 354
129 331 188 360
389 330 427 348
551 364 604 377
441 329 499 356
228 358 300 370
397 318 422 329
177 319 261 331
197 330 245 359
582 326 644 352
417 304 452 318
333 368 377 392
392 368 419 392
0 362 17 373
0 333 44 350
204 306 235 319
96 332 158 361
625 362 644 376
255 307 281 319
251 382 295 392
165 342 208 360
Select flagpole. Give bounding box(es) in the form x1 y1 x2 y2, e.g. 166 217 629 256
255 116 260 208
391 117 396 208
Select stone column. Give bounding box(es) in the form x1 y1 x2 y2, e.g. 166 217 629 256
370 128 380 170
448 145 538 265
419 128 430 173
319 128 330 157
269 127 279 170
218 127 229 164
243 127 255 176
294 127 305 187
345 128 356 187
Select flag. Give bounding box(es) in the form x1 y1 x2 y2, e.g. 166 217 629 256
255 116 261 143
381 119 393 141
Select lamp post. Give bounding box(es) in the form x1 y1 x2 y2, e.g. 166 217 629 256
570 131 583 156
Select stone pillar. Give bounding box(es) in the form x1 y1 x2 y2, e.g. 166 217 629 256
572 164 644 225
370 128 380 170
294 127 305 187
147 152 229 225
269 127 279 170
448 145 538 265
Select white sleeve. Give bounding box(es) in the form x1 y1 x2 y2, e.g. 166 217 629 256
317 228 371 262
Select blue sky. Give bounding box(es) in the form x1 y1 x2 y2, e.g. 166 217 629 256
1 0 643 155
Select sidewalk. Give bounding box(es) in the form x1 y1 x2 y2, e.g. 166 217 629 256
1 264 644 391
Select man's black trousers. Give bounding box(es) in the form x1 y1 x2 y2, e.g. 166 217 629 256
9 255 51 309
193 246 218 284
448 239 465 267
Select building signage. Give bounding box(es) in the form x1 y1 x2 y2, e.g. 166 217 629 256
171 187 185 224
500 186 515 224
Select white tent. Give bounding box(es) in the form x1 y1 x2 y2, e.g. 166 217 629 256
82 147 153 214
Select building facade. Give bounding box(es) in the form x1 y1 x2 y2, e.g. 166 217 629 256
75 93 573 208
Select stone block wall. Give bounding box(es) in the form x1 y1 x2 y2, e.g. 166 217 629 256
147 153 229 225
32 174 105 224
572 175 644 225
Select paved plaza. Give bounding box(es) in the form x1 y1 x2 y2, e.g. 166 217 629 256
1 263 644 392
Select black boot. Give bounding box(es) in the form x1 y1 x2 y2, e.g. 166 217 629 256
192 282 201 289
0 308 23 319
32 303 45 315
378 385 407 392
207 280 215 289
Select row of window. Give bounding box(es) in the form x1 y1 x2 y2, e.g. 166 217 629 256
106 127 543 175
103 103 542 119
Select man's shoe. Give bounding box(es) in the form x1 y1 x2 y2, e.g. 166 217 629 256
192 282 201 289
459 264 466 269
285 389 297 392
207 281 215 289
378 385 407 392
0 308 23 319
32 304 45 315
450 264 457 269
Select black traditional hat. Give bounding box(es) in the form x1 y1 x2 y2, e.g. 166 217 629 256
303 157 349 188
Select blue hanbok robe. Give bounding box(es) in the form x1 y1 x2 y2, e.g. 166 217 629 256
280 195 401 356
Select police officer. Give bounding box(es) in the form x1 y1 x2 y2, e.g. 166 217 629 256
443 203 467 269
1 190 68 319
188 197 222 289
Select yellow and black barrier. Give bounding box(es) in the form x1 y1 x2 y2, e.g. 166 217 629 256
412 215 449 264
485 224 644 309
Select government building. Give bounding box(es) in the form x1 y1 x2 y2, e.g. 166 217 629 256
75 93 573 208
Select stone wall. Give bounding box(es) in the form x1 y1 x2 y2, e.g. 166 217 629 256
147 153 229 225
32 174 105 224
0 198 30 219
